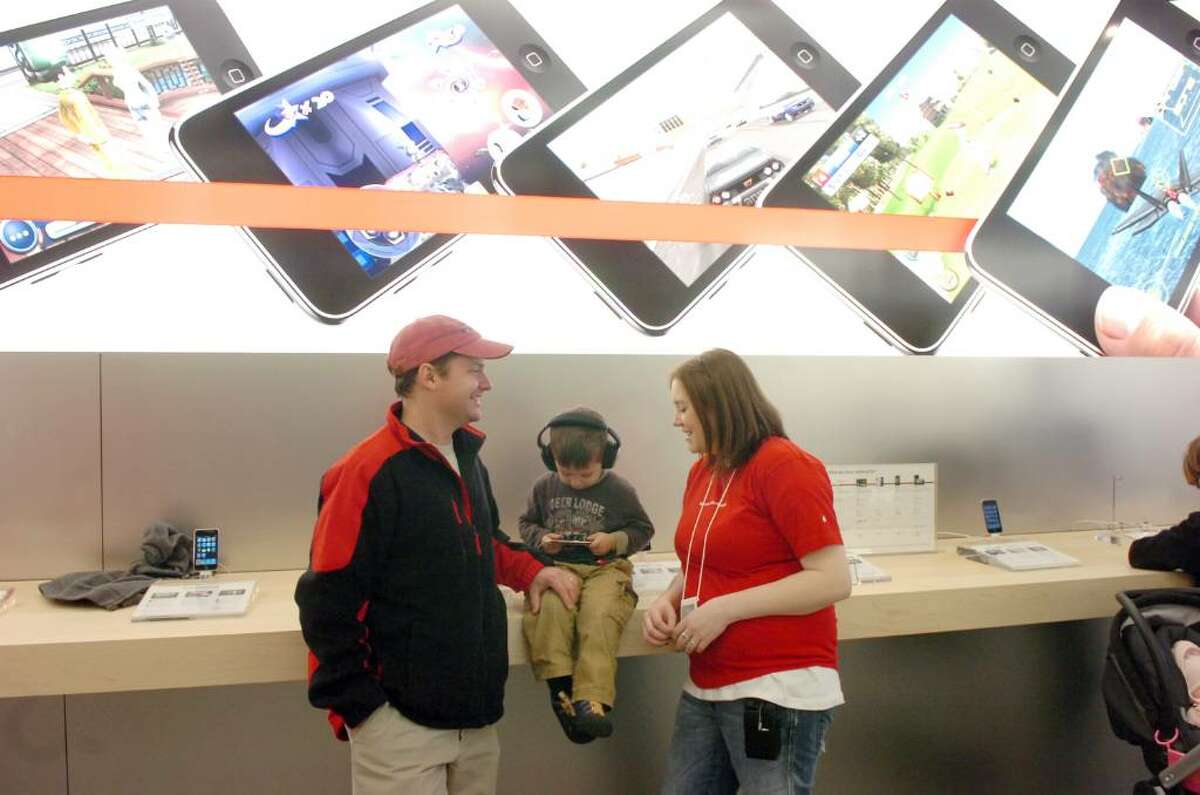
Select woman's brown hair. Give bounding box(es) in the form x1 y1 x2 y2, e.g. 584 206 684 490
670 349 785 471
1185 435 1200 487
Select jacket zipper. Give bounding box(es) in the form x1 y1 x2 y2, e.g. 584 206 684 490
427 439 490 717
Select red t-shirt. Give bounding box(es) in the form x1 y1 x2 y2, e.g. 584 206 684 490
674 437 843 688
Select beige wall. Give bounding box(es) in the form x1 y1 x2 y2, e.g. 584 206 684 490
3 353 1196 579
0 697 67 795
0 354 101 580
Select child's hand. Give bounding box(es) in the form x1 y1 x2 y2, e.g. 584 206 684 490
541 534 564 555
587 532 616 556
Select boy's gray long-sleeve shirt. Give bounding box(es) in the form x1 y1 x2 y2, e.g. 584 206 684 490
518 471 654 565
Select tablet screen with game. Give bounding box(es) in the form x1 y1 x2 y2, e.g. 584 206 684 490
762 0 1072 353
173 0 584 322
970 0 1200 353
0 0 258 287
497 0 858 334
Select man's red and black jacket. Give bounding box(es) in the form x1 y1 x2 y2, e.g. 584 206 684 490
295 402 548 740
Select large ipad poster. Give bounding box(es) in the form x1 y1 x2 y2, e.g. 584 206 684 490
0 0 1189 358
1009 18 1200 307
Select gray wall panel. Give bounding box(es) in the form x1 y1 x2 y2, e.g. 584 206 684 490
824 619 1142 793
0 696 67 795
0 354 101 580
49 619 1143 795
98 355 1200 569
65 683 348 795
100 354 391 571
747 356 1200 536
482 356 1200 548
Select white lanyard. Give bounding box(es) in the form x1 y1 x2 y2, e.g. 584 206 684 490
681 467 737 605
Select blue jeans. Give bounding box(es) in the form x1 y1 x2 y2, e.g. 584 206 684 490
663 692 832 795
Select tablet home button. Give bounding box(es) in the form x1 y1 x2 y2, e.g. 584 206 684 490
518 45 549 74
791 43 819 70
1014 36 1040 63
219 59 253 87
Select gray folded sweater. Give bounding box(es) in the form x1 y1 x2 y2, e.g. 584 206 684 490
39 522 195 610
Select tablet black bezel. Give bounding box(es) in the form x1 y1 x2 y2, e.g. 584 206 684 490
761 0 1073 353
173 0 585 321
970 0 1200 354
0 0 259 286
496 0 859 334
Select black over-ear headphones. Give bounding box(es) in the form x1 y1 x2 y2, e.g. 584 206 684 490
537 411 621 471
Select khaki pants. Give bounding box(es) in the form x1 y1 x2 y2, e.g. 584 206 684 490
521 559 637 706
348 704 499 795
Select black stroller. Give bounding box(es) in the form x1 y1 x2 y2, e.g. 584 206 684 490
1104 589 1200 793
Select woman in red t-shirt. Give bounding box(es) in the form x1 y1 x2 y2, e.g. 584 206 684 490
643 349 851 794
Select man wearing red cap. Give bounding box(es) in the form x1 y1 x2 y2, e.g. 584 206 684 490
295 315 581 795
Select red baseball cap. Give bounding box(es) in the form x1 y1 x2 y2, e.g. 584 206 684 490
387 315 512 375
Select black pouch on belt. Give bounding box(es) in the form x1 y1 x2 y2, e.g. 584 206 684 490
744 698 783 761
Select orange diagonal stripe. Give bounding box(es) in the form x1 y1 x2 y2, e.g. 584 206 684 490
0 177 976 252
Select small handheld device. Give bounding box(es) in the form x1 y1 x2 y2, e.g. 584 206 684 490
981 499 1004 535
193 528 219 577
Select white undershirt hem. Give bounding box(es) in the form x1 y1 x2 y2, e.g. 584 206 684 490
683 667 845 711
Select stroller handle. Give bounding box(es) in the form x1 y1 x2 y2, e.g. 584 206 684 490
1116 591 1183 720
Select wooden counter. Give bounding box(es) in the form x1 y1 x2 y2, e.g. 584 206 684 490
0 530 1187 698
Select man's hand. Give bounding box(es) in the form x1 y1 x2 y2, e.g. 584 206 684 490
587 532 616 556
527 566 581 614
